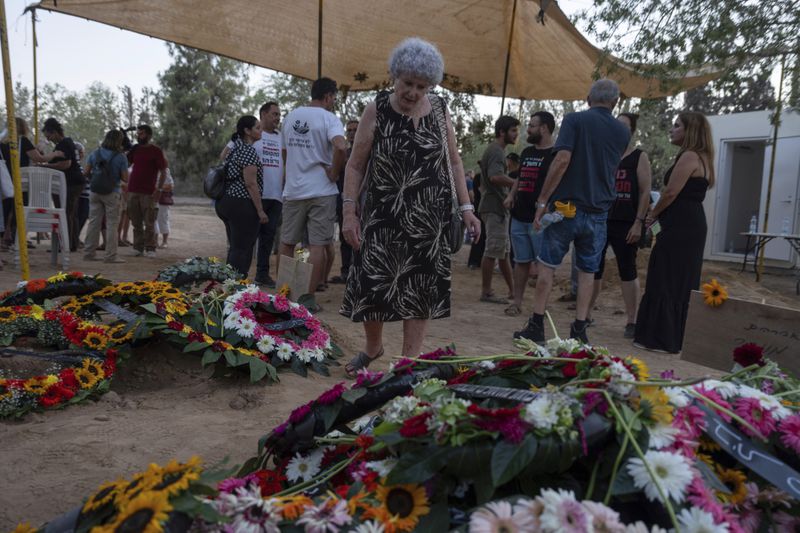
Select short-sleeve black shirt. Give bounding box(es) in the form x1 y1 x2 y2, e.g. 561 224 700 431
1 136 36 172
511 146 555 223
225 139 263 199
52 137 85 186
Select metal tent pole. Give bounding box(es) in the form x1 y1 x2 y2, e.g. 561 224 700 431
317 0 323 78
32 9 38 144
756 55 787 282
499 0 518 116
0 0 30 279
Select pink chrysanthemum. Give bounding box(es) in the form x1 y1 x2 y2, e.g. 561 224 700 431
541 496 592 533
694 387 733 422
734 397 777 438
288 402 312 424
354 368 384 388
687 477 727 524
470 500 535 533
218 474 258 494
673 405 707 439
778 414 800 454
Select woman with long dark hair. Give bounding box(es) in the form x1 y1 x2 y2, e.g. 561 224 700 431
634 112 715 354
215 115 268 277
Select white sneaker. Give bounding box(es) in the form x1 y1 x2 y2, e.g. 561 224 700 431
144 250 156 258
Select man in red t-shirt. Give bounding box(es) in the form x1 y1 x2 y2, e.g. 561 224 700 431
126 125 167 256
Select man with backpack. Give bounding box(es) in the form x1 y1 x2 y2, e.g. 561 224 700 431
83 130 129 263
127 124 167 258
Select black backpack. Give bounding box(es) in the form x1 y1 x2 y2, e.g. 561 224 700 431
90 150 120 195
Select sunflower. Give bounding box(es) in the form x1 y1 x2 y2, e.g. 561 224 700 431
74 368 100 390
635 385 674 425
82 359 107 380
160 286 182 297
114 471 160 506
628 357 650 382
23 376 57 395
702 278 728 307
0 308 18 323
83 332 109 351
115 283 138 296
278 284 291 297
699 436 721 452
716 467 748 505
29 305 45 320
11 523 37 533
108 325 135 344
98 491 172 533
82 479 124 513
162 300 188 316
373 482 430 532
0 382 12 401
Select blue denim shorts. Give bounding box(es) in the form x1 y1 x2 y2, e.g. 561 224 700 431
510 217 543 263
538 209 608 273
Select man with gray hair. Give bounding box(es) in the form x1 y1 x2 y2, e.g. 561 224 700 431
514 79 630 344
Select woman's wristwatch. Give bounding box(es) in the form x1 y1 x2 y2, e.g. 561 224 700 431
459 203 474 213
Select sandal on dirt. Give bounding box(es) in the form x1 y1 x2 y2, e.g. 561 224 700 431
504 304 521 316
480 293 508 304
345 347 385 378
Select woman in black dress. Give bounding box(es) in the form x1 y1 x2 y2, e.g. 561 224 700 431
340 38 480 374
634 112 715 354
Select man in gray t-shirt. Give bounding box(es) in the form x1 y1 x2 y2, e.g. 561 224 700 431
478 116 519 305
514 79 630 345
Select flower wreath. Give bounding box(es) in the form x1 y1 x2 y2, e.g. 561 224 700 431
1 352 117 418
0 271 109 307
221 285 331 366
61 281 190 321
155 256 242 288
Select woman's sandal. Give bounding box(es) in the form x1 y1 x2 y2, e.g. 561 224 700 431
345 347 385 378
504 304 521 316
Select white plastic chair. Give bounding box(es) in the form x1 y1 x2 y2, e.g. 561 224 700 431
14 167 70 268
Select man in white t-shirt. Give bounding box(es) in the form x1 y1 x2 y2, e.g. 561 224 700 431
252 102 283 287
280 78 347 305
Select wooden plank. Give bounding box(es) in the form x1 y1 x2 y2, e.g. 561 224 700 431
682 291 800 377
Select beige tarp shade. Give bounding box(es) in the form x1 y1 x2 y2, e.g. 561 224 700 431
33 0 715 100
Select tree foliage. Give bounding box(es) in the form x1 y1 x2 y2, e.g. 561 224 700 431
156 44 251 186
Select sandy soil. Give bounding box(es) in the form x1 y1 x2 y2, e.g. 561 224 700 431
1 202 798 529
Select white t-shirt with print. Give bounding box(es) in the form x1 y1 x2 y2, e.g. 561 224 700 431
281 106 344 201
252 131 283 201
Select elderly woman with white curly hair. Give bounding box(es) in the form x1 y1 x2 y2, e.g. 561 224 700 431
340 37 480 375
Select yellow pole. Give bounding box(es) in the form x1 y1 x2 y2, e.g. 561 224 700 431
32 9 38 144
1 0 30 279
756 55 786 282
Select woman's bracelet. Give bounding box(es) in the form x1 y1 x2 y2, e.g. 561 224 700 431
459 203 474 213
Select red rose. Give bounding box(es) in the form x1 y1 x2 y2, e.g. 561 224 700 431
399 412 432 438
562 361 578 378
733 343 765 367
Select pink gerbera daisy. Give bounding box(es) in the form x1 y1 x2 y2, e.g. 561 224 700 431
734 397 777 438
469 500 535 533
778 414 800 454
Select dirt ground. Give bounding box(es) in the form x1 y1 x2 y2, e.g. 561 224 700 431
1 202 799 529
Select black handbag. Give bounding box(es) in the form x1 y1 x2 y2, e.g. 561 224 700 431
430 95 465 254
203 163 226 200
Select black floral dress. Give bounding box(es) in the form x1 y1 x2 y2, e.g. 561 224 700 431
340 91 454 322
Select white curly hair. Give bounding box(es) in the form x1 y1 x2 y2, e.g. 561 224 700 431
388 37 445 86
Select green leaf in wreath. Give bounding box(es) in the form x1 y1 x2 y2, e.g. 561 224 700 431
310 361 330 376
385 446 451 485
184 341 210 353
248 357 269 383
341 387 367 403
140 303 158 314
201 350 222 366
290 357 308 377
319 403 343 432
0 334 13 346
223 350 237 367
491 435 538 486
414 502 450 533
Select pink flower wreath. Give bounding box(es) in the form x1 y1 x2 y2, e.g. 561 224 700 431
221 285 331 364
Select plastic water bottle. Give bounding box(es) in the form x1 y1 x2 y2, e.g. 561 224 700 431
749 215 758 234
536 211 564 233
781 217 791 235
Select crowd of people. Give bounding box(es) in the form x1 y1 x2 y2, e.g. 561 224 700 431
0 119 175 264
213 37 714 363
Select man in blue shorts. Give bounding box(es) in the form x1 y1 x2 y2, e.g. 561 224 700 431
514 80 630 344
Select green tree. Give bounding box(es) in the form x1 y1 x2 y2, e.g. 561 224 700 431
157 44 251 188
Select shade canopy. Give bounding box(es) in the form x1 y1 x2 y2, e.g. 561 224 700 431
32 0 715 100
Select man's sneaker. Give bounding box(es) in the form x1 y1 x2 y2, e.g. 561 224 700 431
570 321 590 344
624 323 636 339
132 249 144 257
144 250 156 258
513 319 545 343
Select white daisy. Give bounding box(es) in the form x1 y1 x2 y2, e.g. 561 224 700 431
469 500 536 533
296 349 313 363
223 310 241 329
256 335 276 354
478 360 496 370
312 348 326 362
647 423 679 450
522 396 560 431
285 451 323 483
624 522 669 533
243 284 260 295
348 521 385 533
677 507 729 533
235 317 257 338
276 343 294 361
364 458 398 477
626 450 693 503
663 387 691 408
699 380 739 400
608 361 636 396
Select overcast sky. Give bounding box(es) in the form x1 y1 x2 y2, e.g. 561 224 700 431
1 0 592 113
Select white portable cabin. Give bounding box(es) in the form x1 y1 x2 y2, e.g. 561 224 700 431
704 109 800 267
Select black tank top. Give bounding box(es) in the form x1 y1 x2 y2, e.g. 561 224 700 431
608 148 641 222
